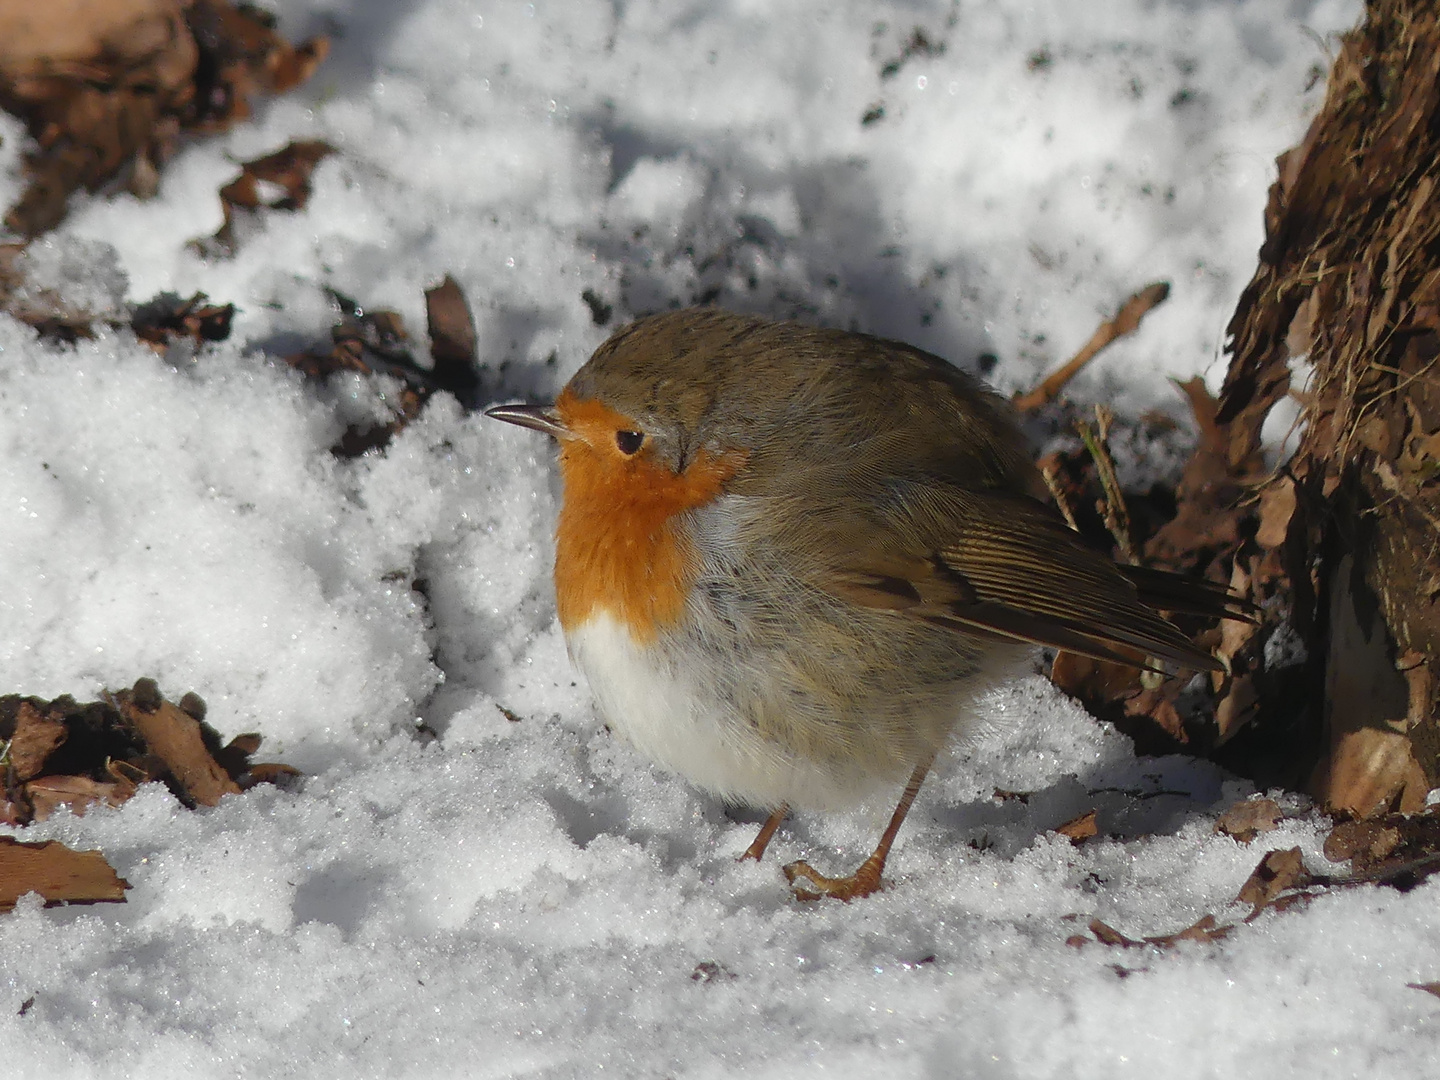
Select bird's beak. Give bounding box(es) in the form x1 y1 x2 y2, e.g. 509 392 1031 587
484 403 571 439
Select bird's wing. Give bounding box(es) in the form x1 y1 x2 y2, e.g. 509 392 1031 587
813 485 1225 672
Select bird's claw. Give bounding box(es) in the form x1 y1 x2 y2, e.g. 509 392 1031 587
782 856 886 902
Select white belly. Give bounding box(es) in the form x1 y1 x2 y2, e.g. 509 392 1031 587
565 611 885 811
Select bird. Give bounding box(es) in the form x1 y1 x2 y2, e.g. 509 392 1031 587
486 307 1247 900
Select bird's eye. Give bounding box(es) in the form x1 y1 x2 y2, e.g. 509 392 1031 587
615 430 645 455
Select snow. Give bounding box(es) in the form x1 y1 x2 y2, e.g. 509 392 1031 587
7 0 1434 1077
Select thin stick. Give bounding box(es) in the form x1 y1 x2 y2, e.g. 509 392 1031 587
1041 463 1081 532
1013 281 1171 414
1077 405 1137 565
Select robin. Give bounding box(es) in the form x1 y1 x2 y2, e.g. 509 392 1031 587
487 308 1245 900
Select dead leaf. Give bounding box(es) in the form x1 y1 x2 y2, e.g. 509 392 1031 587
1153 914 1232 946
1315 727 1428 818
24 774 134 820
131 291 234 351
1050 651 1140 705
1237 847 1311 919
201 139 335 256
1083 914 1231 949
241 761 302 790
1255 476 1297 550
0 1 328 237
1409 982 1440 998
1214 797 1283 843
1324 819 1403 867
0 837 128 911
1056 809 1099 845
1088 918 1137 947
425 275 479 401
1212 673 1260 747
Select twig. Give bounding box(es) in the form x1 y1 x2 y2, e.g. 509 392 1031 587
1013 281 1171 413
1041 464 1081 532
1077 405 1137 564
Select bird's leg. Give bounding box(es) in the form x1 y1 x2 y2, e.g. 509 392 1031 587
783 753 936 901
739 804 789 862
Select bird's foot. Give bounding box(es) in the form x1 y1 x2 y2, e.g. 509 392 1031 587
782 852 886 902
737 805 788 863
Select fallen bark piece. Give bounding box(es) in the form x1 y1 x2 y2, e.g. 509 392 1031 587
6 700 68 782
0 837 128 911
2 683 295 825
112 678 241 807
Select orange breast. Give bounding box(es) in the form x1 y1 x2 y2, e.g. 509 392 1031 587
552 391 742 642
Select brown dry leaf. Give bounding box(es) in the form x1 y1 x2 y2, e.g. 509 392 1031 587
0 0 195 236
1122 684 1188 745
1145 376 1260 577
131 292 235 352
1324 819 1403 867
24 774 135 821
425 275 480 401
211 731 300 790
1409 982 1440 998
185 0 328 130
1173 376 1225 456
0 0 173 70
1055 809 1099 845
1212 673 1260 747
1237 847 1311 919
242 761 303 789
113 678 240 807
2 683 294 823
1050 652 1140 706
0 836 128 911
0 0 328 238
202 140 335 256
1253 476 1294 551
1214 797 1283 843
1088 919 1137 947
1316 727 1428 819
1321 804 1440 881
293 279 481 454
1147 914 1232 947
1084 914 1231 949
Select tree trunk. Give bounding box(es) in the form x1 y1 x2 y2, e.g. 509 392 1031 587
1206 0 1440 815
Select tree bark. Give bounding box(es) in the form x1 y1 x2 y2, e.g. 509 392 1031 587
1206 0 1440 815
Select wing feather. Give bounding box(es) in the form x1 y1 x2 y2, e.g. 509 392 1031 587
813 486 1228 672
